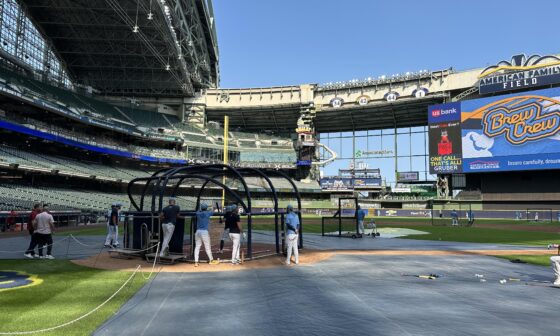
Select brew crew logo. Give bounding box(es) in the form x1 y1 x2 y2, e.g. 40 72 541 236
482 97 560 145
0 271 42 292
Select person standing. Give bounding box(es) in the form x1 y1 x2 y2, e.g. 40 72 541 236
218 205 231 254
285 204 300 265
194 203 217 267
159 198 181 257
451 209 459 226
104 204 119 248
551 255 560 287
356 205 366 236
34 205 55 259
24 203 42 259
225 205 242 264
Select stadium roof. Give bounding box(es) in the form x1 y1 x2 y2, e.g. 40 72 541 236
18 0 219 97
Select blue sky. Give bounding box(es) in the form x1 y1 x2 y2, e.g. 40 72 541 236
214 0 560 88
212 0 560 182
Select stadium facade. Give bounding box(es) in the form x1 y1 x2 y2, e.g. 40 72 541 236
0 0 558 225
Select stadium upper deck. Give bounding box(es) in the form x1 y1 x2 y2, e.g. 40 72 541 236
192 68 480 132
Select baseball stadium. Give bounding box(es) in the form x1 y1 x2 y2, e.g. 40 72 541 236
0 0 559 335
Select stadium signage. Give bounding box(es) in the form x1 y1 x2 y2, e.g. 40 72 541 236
330 97 344 108
412 88 429 98
479 54 560 94
429 87 560 173
397 171 419 182
482 102 560 145
356 95 370 106
384 92 399 102
0 271 42 292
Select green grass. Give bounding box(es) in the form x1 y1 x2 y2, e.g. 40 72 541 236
0 260 147 336
395 225 560 246
496 255 554 267
62 226 108 236
252 222 560 246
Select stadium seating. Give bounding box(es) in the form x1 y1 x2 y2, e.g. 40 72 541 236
0 146 152 181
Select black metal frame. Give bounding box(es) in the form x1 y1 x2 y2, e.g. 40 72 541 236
126 164 302 259
321 197 360 238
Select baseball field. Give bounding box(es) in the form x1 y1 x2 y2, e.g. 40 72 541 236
1 215 558 335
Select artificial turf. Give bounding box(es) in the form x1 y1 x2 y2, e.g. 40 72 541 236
496 254 555 267
0 260 147 336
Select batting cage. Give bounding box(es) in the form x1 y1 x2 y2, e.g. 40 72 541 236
120 164 303 264
321 197 361 238
431 201 473 226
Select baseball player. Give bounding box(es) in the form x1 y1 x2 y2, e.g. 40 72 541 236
451 209 459 226
225 205 242 264
194 203 217 266
551 256 560 287
218 205 232 254
285 204 299 265
357 205 366 236
159 197 181 257
104 203 120 248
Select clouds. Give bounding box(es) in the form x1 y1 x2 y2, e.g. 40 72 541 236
462 131 494 158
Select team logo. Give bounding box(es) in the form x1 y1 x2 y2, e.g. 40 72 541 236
479 54 560 78
330 97 344 108
0 271 42 292
481 97 560 145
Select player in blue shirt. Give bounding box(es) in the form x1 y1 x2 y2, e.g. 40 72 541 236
194 203 217 266
451 209 459 226
285 204 300 265
357 205 366 236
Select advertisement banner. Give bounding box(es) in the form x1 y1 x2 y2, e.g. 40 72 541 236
320 177 382 190
397 171 419 182
320 178 353 190
461 87 560 173
428 87 560 173
428 120 463 174
353 178 382 188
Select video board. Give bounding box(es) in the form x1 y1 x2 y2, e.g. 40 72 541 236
428 87 560 174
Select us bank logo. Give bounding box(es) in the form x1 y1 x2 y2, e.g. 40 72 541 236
482 97 560 145
0 271 42 292
428 102 461 123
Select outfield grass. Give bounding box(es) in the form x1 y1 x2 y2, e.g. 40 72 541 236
496 255 554 267
0 260 147 336
395 225 559 246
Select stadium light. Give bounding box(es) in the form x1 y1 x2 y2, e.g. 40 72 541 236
165 64 171 71
132 25 139 33
147 12 154 20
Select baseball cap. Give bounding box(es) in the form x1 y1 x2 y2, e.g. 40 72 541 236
200 203 208 210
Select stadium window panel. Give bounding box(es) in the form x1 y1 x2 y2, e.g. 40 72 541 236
397 157 411 173
376 157 396 185
411 156 427 174
397 135 411 156
397 127 410 134
410 132 427 155
381 128 395 135
340 137 353 159
367 129 381 136
367 135 381 153
355 130 367 137
381 134 395 153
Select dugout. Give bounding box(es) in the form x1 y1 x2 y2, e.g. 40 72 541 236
122 164 303 261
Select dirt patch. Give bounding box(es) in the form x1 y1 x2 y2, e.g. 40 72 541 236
72 248 558 273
